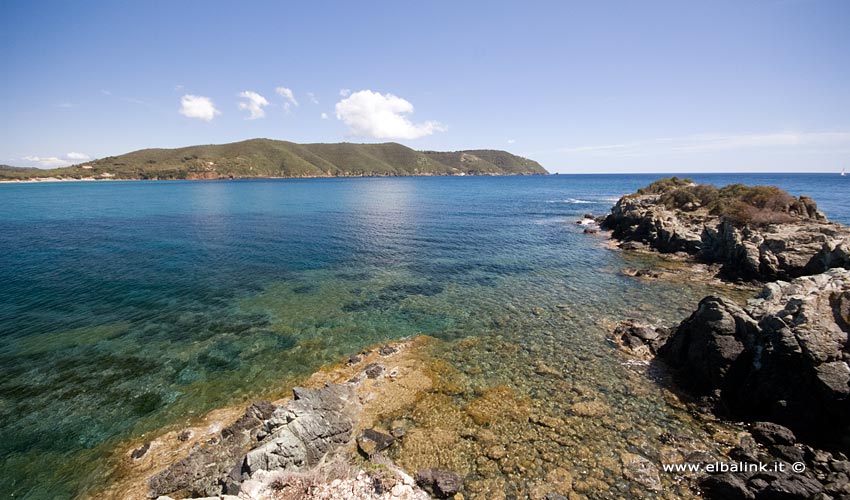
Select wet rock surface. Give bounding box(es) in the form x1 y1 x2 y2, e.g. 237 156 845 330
414 468 462 498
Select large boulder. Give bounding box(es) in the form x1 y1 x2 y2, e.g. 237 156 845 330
658 269 850 450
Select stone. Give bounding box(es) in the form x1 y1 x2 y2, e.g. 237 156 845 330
750 422 796 446
379 344 398 356
659 296 759 394
699 473 755 499
544 467 572 494
177 430 193 442
760 475 824 499
357 428 396 457
415 468 462 499
570 400 609 417
485 445 507 460
131 442 151 460
620 453 661 492
364 363 384 379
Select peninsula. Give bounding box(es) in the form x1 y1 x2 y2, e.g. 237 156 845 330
0 139 548 181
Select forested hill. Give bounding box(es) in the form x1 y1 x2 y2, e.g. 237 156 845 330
1 139 548 180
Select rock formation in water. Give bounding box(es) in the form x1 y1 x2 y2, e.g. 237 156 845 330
602 178 850 282
147 373 433 500
661 269 850 449
615 269 850 499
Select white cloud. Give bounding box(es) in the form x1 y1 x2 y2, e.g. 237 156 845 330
275 86 298 111
21 152 93 168
100 89 112 96
339 88 351 97
179 94 220 121
507 139 516 144
553 131 850 157
334 90 446 140
321 112 329 120
22 156 70 168
307 92 319 104
237 91 270 119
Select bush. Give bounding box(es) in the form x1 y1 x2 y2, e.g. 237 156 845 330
636 176 694 195
660 184 719 211
720 200 794 226
638 178 806 227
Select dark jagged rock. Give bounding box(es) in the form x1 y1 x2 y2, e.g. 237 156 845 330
610 320 671 359
658 296 760 394
658 269 850 452
414 468 462 498
131 442 151 460
700 473 755 500
356 429 396 457
378 344 398 356
750 422 796 447
602 185 850 282
364 363 384 379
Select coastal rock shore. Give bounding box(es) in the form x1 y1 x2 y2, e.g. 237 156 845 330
99 338 448 500
617 269 850 499
601 178 850 282
606 179 850 499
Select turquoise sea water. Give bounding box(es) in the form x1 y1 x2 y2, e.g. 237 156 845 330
1 174 848 499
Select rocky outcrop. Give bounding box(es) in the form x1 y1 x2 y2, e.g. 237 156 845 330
148 401 276 498
148 384 358 498
612 269 850 499
602 192 850 281
139 341 445 500
657 268 850 451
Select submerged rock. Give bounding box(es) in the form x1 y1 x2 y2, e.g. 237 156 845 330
356 428 396 457
620 452 662 492
414 468 462 498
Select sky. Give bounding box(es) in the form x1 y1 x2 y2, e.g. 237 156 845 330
1 0 849 173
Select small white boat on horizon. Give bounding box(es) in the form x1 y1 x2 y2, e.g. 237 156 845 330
842 167 846 177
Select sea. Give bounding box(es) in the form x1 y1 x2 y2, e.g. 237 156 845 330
1 173 847 499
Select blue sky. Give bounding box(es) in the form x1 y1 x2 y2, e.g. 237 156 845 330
1 0 849 173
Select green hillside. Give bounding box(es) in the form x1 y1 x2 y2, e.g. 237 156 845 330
0 139 547 180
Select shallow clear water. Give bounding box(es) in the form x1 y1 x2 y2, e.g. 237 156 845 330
1 174 848 499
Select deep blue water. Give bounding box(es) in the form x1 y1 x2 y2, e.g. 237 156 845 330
0 173 848 499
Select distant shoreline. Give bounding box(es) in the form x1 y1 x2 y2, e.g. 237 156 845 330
0 172 547 184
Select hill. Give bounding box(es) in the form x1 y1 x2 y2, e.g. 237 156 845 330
0 139 547 180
